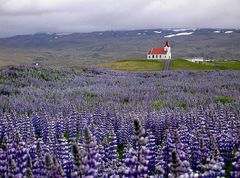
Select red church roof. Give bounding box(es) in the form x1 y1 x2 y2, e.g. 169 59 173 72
148 48 167 55
148 40 170 55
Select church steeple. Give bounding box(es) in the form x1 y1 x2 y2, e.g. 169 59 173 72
165 40 170 47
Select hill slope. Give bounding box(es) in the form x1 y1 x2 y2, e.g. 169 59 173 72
0 28 240 67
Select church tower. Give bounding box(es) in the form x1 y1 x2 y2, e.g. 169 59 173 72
164 40 171 59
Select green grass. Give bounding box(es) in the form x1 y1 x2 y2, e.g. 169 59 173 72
170 59 240 70
0 74 4 84
176 101 187 109
121 97 130 104
100 59 164 72
102 59 240 72
151 100 165 110
84 92 98 102
64 131 70 141
205 61 240 70
117 144 124 162
170 59 219 70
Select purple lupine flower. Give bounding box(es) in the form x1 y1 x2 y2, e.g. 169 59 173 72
230 148 240 178
15 140 29 176
45 153 64 178
83 127 100 177
198 137 210 172
189 134 200 171
68 109 78 141
123 119 151 177
0 136 8 176
71 143 81 177
7 156 18 178
201 144 225 177
146 129 156 172
124 147 138 177
55 112 65 139
56 134 71 177
24 168 34 178
32 155 47 177
168 150 187 178
109 131 118 168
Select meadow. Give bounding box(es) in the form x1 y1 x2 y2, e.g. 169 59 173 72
99 59 164 71
0 66 239 177
100 59 240 72
170 59 240 70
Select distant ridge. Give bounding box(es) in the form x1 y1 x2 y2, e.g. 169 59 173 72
0 28 239 67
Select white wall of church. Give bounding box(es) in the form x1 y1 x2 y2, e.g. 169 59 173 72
147 54 171 60
147 46 171 60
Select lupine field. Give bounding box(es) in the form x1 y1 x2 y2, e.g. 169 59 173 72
0 66 240 177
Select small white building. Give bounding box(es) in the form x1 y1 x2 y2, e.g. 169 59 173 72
186 57 204 63
147 40 171 60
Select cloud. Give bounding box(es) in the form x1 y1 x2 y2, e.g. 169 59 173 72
0 0 239 37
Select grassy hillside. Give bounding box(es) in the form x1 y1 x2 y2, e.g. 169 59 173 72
205 60 240 70
170 59 240 70
100 59 164 71
170 59 218 70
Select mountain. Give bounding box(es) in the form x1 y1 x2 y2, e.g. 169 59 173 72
0 28 239 67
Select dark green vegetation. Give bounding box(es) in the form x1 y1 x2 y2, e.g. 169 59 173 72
117 144 124 162
176 101 187 109
214 96 235 104
84 92 99 102
151 100 165 110
100 59 164 71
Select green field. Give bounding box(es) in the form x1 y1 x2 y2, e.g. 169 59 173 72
170 59 240 70
205 60 240 70
100 59 240 72
100 59 164 71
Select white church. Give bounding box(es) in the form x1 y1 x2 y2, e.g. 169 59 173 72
147 40 171 60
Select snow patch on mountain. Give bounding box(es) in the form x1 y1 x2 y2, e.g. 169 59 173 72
225 31 233 34
172 28 197 32
164 32 194 38
153 31 162 34
56 32 73 36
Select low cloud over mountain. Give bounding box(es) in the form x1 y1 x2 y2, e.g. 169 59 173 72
0 0 240 37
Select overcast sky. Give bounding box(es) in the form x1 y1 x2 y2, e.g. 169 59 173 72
0 0 239 37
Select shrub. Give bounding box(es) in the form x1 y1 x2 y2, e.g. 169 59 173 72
214 96 235 104
151 100 165 109
176 101 187 109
